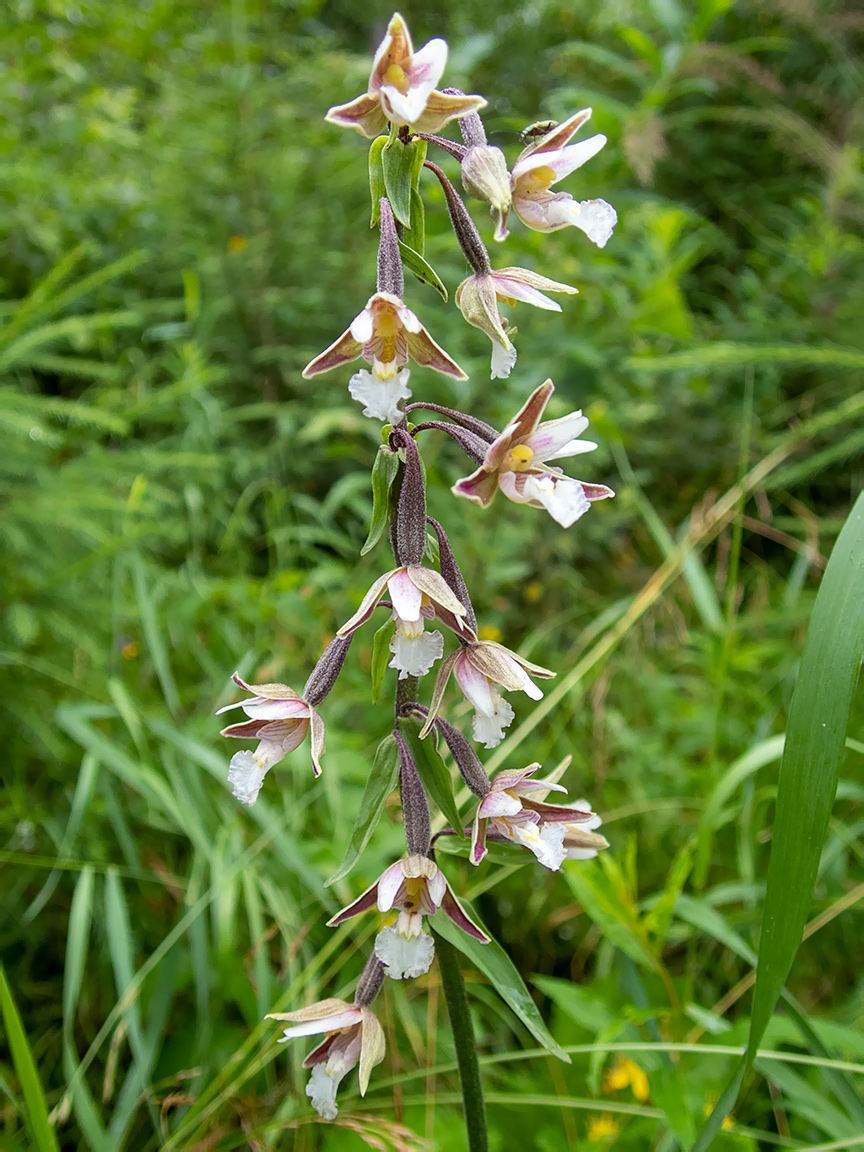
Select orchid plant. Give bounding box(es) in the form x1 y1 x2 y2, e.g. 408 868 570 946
218 12 616 1142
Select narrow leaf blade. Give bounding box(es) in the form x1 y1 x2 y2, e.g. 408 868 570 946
326 734 400 886
0 964 60 1152
361 445 399 556
398 242 448 302
432 903 571 1063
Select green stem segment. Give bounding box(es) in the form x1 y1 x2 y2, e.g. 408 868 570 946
432 927 489 1152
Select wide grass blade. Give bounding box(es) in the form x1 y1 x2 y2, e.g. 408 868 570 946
693 492 864 1148
0 963 60 1152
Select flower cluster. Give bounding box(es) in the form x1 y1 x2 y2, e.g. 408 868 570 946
217 11 616 1123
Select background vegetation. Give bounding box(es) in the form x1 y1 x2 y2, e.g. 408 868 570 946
1 0 862 1148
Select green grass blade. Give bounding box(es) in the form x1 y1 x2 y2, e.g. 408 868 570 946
131 556 179 714
692 492 864 1147
0 963 60 1152
748 493 864 1058
625 342 864 372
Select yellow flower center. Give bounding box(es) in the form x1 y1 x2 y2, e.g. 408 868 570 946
402 876 427 910
523 164 557 194
504 444 534 472
373 309 401 373
385 63 410 93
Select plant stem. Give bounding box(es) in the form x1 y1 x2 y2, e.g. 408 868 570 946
432 927 488 1152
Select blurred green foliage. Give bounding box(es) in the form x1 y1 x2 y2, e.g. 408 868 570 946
1 0 862 1148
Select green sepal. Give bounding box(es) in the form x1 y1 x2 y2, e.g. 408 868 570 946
398 242 448 302
325 734 401 886
431 903 571 1063
368 136 387 227
382 137 427 227
361 444 400 556
399 718 464 837
371 620 395 704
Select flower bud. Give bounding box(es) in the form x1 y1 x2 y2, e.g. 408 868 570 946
461 144 512 241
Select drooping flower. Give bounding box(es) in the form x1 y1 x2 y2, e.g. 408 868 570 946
422 639 555 748
302 292 467 401
470 763 608 869
328 855 488 980
453 379 614 528
455 267 577 379
266 998 385 1120
461 143 512 241
337 565 468 681
511 109 617 247
218 673 326 801
325 13 486 138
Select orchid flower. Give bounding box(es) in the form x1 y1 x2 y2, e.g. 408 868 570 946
422 638 554 748
217 673 325 802
337 565 468 681
455 267 577 379
453 379 614 528
511 109 618 247
328 855 488 980
267 998 385 1120
301 290 470 403
325 13 485 138
470 763 608 870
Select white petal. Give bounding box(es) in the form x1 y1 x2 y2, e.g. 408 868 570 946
565 846 602 860
227 749 273 806
374 925 435 980
349 308 375 344
490 340 517 380
348 367 412 423
389 630 444 679
472 695 515 748
572 199 617 248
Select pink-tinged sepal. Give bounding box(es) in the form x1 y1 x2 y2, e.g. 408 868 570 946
325 93 388 139
440 883 489 942
470 815 489 865
327 878 381 926
302 326 363 377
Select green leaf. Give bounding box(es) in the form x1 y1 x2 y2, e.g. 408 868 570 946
398 242 448 302
368 135 387 226
694 492 864 1146
325 735 400 887
748 492 864 1059
404 186 425 257
361 445 399 556
400 720 464 837
371 619 395 703
0 964 60 1152
431 902 571 1063
382 137 426 227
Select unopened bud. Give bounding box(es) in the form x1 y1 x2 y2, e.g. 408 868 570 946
433 716 491 798
354 952 386 1007
394 730 431 856
303 634 353 706
461 145 511 241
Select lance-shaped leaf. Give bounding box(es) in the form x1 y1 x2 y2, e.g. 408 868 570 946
326 735 401 887
382 137 427 227
368 135 387 227
361 444 400 556
431 903 570 1062
371 620 395 704
694 492 864 1148
398 241 447 301
400 719 465 837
